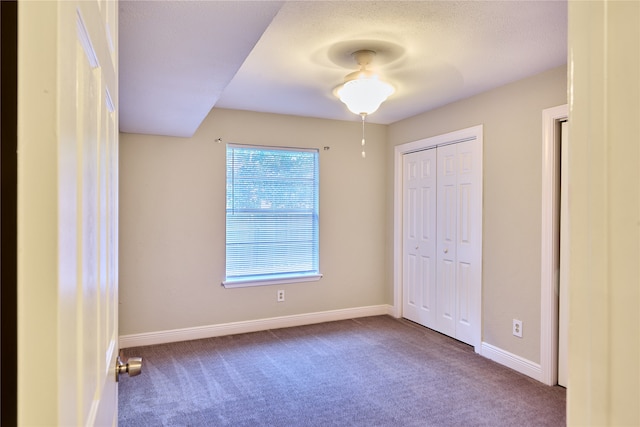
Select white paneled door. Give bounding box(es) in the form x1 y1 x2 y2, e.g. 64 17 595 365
439 141 482 346
403 149 438 329
18 1 120 425
402 135 482 349
436 144 458 338
62 3 120 424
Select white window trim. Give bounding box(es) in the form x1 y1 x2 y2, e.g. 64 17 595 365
222 273 323 289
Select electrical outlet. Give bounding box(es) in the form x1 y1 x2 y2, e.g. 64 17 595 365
277 290 285 302
513 319 523 338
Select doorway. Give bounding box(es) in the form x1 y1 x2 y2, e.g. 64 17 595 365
558 120 569 387
540 104 569 386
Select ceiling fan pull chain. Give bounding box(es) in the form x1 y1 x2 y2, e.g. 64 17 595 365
361 113 366 159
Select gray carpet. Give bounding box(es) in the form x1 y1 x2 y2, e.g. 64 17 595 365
118 316 565 426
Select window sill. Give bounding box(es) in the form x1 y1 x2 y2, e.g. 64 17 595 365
222 273 323 289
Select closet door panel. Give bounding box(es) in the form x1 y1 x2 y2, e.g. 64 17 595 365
457 261 472 326
437 144 458 336
403 149 437 328
453 140 482 347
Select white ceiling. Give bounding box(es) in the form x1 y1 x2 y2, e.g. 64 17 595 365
119 1 567 138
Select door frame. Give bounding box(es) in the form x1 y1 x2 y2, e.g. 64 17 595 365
393 124 483 351
540 104 568 385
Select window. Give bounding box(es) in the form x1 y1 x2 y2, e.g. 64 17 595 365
223 144 321 288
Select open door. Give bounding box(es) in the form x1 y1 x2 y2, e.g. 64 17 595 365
17 1 127 424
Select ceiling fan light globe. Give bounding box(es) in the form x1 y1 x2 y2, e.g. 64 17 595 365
337 77 394 116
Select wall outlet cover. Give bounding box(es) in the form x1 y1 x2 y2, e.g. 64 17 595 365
513 319 523 338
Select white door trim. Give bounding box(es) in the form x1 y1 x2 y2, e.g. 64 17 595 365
393 125 483 351
540 104 568 385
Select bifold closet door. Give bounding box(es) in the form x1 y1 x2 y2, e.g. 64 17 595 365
436 141 482 346
402 140 481 348
402 148 438 328
435 144 458 338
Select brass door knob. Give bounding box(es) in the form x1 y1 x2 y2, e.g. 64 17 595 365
116 355 143 382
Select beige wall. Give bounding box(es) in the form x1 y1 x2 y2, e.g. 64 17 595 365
119 109 388 335
387 66 567 363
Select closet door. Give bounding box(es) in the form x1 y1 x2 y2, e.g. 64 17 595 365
451 141 482 346
436 144 458 337
403 149 437 328
436 141 482 347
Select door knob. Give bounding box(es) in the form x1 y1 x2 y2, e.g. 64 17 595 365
116 355 143 382
444 248 448 254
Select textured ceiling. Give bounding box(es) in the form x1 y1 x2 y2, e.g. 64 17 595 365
119 1 567 137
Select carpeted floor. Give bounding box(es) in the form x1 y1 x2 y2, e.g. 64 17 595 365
118 316 565 426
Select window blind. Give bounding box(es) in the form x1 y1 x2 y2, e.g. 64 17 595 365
225 144 320 286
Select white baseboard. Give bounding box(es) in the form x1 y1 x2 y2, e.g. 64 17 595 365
481 342 543 382
119 304 394 349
